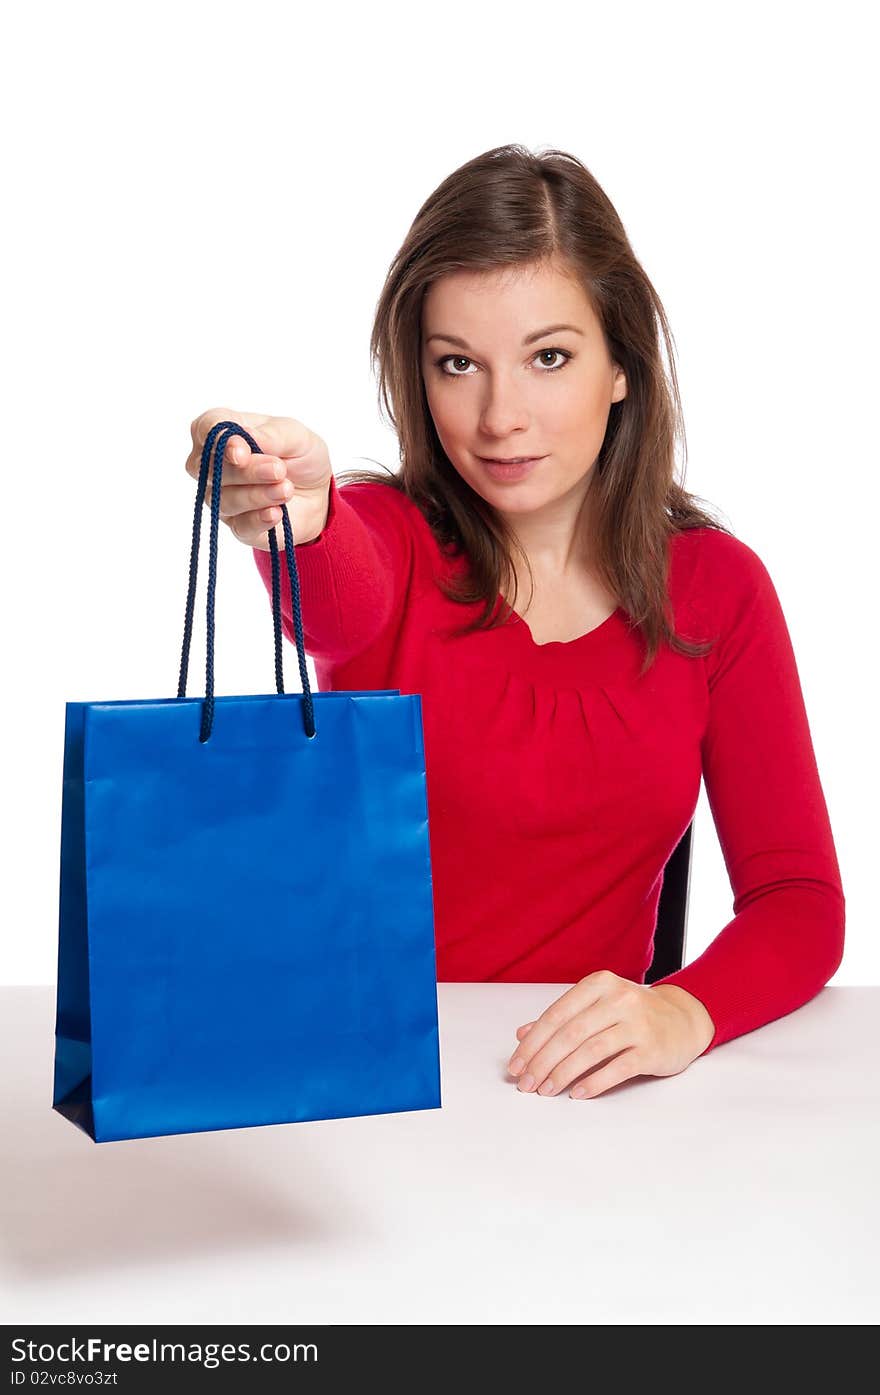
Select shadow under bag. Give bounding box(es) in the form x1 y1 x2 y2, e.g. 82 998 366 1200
53 420 442 1143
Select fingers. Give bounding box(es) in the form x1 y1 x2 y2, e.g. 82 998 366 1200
185 409 268 483
228 509 289 551
188 407 270 456
508 999 619 1089
185 438 295 549
186 424 262 483
215 474 295 550
187 409 312 476
515 1026 632 1097
570 1048 639 1100
187 431 294 542
509 978 608 1071
183 409 332 553
200 456 293 518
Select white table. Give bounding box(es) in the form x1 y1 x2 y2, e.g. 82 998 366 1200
2 984 877 1325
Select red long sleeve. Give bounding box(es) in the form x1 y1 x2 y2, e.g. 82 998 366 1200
253 475 845 1054
646 531 845 1047
255 472 416 662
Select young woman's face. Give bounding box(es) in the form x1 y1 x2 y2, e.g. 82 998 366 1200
420 260 627 520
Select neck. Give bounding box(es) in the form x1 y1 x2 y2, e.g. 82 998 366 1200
499 477 593 577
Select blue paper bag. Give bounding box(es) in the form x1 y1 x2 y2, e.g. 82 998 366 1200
53 420 442 1143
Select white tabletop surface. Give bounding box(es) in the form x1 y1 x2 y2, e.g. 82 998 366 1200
2 983 877 1325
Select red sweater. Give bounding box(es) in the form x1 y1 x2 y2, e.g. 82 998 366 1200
253 475 845 1054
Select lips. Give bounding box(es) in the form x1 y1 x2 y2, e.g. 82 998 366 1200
479 456 543 481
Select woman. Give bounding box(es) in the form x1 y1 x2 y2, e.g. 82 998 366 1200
186 143 845 1101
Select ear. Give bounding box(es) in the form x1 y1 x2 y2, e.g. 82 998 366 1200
611 364 627 404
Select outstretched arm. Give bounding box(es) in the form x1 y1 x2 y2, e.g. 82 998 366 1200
253 475 415 665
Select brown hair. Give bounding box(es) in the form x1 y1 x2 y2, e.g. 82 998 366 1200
337 142 731 675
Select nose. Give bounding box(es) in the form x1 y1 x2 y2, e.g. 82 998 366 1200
478 376 531 439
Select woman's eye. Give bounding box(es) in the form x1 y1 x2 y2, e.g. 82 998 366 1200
439 355 477 376
437 357 479 379
436 349 572 376
534 349 570 371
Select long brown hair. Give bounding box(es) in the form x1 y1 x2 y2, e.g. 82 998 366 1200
337 143 731 675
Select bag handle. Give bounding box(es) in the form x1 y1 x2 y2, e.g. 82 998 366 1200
176 420 317 744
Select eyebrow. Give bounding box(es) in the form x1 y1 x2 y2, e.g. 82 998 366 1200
424 323 585 350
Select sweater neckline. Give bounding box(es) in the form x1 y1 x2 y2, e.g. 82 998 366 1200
500 597 627 649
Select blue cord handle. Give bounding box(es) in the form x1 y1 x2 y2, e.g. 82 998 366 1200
176 420 317 742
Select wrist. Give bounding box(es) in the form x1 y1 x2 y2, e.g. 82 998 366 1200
651 983 715 1055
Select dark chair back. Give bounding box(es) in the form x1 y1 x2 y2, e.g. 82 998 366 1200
645 820 694 984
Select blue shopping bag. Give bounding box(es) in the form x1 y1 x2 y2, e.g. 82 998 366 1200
53 420 442 1143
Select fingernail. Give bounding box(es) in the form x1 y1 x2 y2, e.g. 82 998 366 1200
518 1074 535 1092
538 1079 555 1095
509 1057 524 1075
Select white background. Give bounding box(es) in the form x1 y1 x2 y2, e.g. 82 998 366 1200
2 0 875 987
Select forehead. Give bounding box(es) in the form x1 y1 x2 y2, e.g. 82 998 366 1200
421 261 594 333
